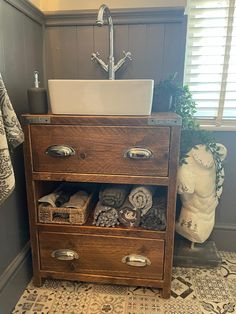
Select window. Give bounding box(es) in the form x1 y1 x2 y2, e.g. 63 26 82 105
184 0 236 128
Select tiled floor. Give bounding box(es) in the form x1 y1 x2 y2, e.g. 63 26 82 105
13 251 236 314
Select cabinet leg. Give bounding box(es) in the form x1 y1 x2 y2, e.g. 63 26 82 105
162 286 171 299
33 275 43 287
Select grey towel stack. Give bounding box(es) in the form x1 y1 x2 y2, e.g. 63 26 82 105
99 184 130 208
94 184 167 230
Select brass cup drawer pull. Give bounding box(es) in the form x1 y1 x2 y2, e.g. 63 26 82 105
51 249 79 261
45 145 75 158
125 148 153 160
122 254 151 267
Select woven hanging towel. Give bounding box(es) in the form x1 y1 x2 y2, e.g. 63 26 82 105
0 73 24 205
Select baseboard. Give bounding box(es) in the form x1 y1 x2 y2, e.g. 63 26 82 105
210 223 236 252
0 242 32 314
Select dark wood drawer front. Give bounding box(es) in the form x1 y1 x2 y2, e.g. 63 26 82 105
31 125 170 176
39 232 164 280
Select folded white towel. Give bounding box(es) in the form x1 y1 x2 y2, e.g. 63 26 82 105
0 73 24 205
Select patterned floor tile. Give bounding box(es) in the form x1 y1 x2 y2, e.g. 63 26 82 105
171 267 196 300
172 266 193 279
88 294 126 314
49 291 90 314
219 251 236 261
193 274 231 303
221 259 236 279
200 301 236 314
226 279 236 300
171 276 195 299
44 279 77 292
160 299 202 314
127 286 160 296
192 266 222 277
92 283 128 295
125 294 161 314
44 279 93 293
12 288 55 314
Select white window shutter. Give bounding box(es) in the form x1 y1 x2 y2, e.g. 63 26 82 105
184 0 236 126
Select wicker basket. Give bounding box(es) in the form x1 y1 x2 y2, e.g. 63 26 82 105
38 191 96 225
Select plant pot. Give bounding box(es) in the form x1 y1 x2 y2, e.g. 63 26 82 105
152 90 172 112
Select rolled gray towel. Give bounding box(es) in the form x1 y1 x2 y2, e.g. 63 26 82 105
99 184 130 208
128 185 156 216
93 201 119 227
140 196 167 231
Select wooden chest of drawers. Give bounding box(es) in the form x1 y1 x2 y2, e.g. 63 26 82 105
23 113 181 298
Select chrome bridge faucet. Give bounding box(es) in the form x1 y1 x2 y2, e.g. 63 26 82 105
91 4 132 80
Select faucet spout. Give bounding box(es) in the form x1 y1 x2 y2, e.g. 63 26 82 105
91 4 132 79
96 4 114 80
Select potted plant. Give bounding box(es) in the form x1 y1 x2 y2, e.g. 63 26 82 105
153 75 227 245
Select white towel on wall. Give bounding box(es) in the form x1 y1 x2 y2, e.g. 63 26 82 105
0 73 24 205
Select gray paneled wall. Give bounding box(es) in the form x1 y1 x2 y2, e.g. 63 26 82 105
210 132 236 251
0 0 43 312
0 1 43 113
214 133 236 224
45 17 186 83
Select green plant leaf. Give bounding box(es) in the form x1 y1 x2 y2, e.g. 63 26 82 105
155 75 225 196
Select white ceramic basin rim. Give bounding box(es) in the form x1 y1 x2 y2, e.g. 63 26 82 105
48 79 154 115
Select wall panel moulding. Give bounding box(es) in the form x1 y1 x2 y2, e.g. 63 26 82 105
44 8 186 27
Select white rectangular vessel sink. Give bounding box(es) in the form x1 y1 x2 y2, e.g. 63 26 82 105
48 79 154 115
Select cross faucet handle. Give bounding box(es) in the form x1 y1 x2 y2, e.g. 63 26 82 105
91 52 100 61
123 51 132 61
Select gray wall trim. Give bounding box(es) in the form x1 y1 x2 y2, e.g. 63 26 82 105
0 242 31 292
210 225 236 252
214 223 236 231
4 0 44 25
0 242 32 314
45 8 185 27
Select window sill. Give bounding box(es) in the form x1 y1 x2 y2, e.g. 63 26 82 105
199 124 236 132
196 119 236 132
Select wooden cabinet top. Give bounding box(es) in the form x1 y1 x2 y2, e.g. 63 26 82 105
22 112 182 127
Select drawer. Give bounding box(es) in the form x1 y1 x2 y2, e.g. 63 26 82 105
39 232 164 280
31 125 170 176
